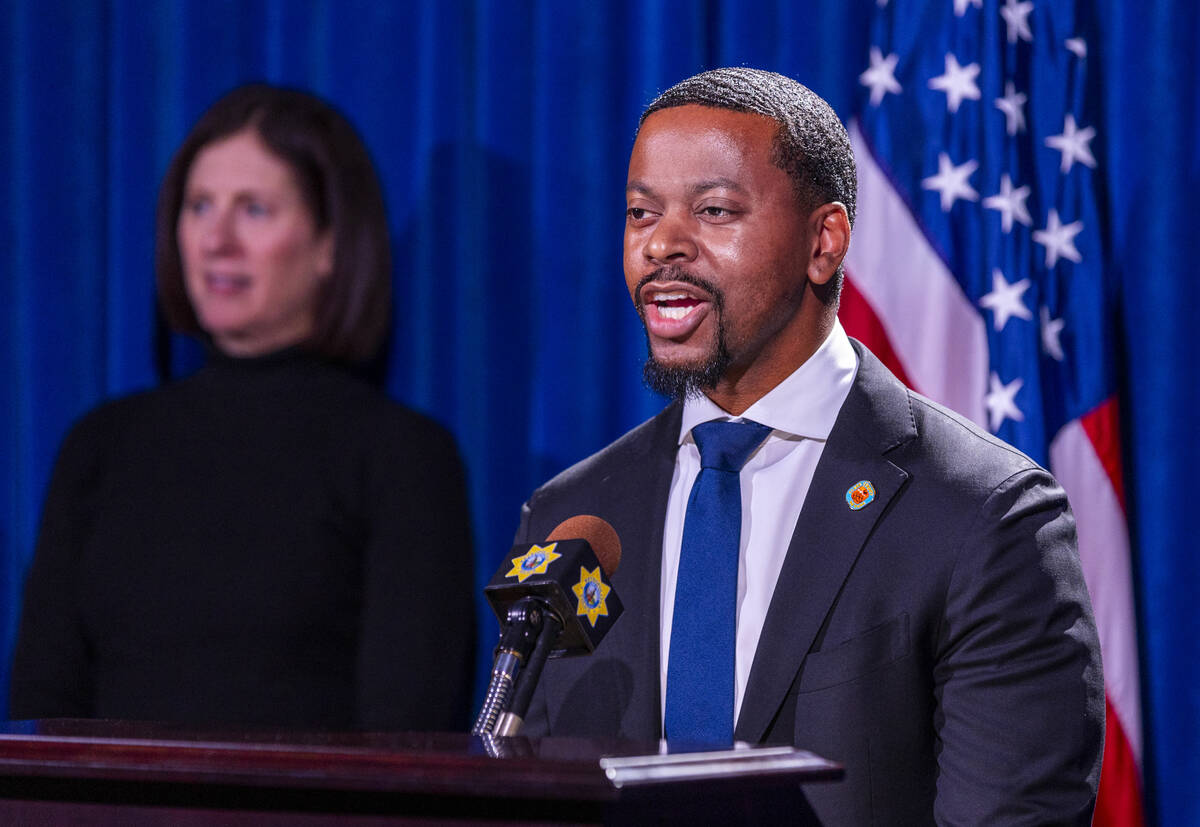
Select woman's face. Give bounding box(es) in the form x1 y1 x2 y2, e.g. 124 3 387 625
177 129 334 356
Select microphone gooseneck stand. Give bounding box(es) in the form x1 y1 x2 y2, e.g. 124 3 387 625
472 597 563 736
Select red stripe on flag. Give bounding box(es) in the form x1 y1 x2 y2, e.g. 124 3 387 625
1078 398 1143 820
839 273 918 391
1094 697 1145 827
1080 398 1127 513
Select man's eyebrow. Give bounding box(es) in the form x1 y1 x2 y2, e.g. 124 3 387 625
690 177 746 196
626 177 747 197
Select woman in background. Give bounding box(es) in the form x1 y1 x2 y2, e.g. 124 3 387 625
10 85 475 730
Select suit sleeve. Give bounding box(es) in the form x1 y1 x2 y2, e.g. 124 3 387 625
354 420 476 731
9 417 104 718
932 467 1104 825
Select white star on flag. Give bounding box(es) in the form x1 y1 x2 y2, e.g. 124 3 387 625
979 268 1033 331
860 47 902 106
1045 113 1098 173
922 152 979 211
1000 0 1034 43
954 0 982 15
994 82 1028 135
928 53 981 113
983 173 1033 232
1040 306 1066 361
1033 209 1085 268
1065 37 1087 58
985 372 1025 432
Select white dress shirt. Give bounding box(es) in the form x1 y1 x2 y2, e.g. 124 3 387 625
659 320 859 726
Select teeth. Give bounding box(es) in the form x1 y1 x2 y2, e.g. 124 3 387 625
657 304 693 320
651 291 690 302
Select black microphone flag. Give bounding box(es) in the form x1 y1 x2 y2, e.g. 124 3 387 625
483 539 624 657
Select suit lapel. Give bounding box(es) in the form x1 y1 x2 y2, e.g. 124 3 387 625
735 343 917 743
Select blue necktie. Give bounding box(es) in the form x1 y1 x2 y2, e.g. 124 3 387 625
665 419 771 744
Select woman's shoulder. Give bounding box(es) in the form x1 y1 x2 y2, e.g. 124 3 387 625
63 384 174 440
333 386 464 473
306 366 456 440
46 384 193 485
67 379 203 437
356 390 461 458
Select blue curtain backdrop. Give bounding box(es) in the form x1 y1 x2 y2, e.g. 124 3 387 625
0 1 1194 823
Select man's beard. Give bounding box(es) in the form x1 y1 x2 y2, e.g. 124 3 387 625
635 267 731 400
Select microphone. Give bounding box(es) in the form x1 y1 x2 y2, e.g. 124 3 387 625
472 516 624 736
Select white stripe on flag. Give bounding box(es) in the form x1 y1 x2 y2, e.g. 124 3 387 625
845 121 989 426
1050 420 1143 764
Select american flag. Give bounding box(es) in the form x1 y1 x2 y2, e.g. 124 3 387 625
838 1 1142 823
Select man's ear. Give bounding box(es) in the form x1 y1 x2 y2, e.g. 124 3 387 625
807 202 851 286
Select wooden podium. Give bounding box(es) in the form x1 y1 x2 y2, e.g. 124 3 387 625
0 719 841 824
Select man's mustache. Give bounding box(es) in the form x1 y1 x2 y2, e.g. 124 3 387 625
633 267 725 313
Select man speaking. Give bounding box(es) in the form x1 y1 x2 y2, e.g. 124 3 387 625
512 67 1103 824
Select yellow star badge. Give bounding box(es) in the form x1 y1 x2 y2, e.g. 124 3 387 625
572 566 611 627
505 543 562 583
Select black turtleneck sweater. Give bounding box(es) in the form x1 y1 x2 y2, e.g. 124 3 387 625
10 349 475 731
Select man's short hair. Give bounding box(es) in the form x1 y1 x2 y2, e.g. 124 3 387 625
641 67 857 229
156 84 391 363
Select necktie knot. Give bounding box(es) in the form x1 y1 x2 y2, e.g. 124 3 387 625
692 420 772 473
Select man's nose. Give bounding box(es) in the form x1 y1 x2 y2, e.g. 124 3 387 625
643 211 698 264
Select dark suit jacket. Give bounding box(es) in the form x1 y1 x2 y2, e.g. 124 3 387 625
515 342 1103 825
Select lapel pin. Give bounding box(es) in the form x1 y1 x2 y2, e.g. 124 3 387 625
846 480 876 510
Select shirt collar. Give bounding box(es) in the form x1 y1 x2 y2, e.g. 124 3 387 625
678 319 859 444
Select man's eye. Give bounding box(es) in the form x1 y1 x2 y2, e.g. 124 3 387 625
700 206 732 217
245 201 271 217
627 207 648 221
